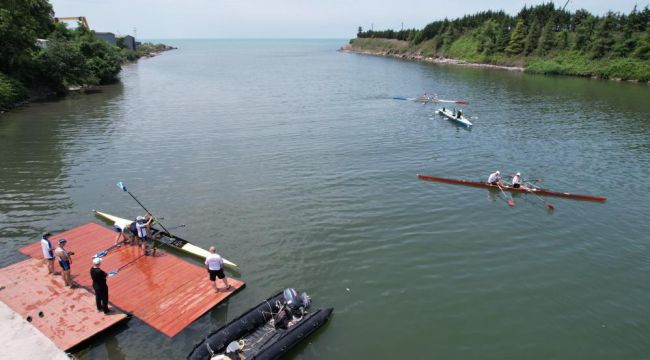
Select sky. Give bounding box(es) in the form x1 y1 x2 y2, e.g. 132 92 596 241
49 0 648 39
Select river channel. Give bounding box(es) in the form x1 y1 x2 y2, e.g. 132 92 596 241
1 39 649 359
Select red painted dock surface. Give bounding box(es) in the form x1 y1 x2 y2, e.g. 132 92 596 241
0 258 128 350
19 223 244 337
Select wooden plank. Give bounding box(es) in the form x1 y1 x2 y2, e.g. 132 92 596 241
19 223 245 337
0 258 128 351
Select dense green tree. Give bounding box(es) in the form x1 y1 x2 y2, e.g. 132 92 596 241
537 16 556 55
523 18 541 55
0 0 54 76
556 30 569 50
573 14 595 51
505 19 526 55
477 19 499 55
495 21 510 52
589 12 616 58
613 15 638 57
634 27 650 60
34 39 88 86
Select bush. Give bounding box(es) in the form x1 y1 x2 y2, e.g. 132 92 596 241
0 72 28 109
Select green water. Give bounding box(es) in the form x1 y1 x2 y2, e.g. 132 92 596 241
1 39 649 359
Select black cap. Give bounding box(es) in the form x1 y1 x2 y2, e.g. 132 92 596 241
42 232 52 238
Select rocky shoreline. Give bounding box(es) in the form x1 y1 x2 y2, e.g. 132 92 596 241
339 45 524 72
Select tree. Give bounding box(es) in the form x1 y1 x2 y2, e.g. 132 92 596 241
495 21 510 52
477 19 499 55
34 39 89 86
589 12 616 59
523 18 541 55
634 27 650 60
573 14 595 51
613 15 638 57
506 19 526 55
0 0 54 76
537 16 556 55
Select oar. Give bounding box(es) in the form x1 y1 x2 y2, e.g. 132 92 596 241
94 240 126 258
108 253 147 277
524 183 554 211
116 181 171 235
496 183 515 207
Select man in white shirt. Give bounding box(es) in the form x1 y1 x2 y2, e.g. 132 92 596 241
205 246 231 293
511 172 522 189
40 232 54 275
487 170 502 186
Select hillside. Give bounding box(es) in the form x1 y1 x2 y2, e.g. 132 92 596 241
345 3 650 81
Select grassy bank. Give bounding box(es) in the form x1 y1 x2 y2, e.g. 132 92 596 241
347 37 650 81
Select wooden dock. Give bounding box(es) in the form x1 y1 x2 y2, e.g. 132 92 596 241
0 258 128 350
17 222 244 337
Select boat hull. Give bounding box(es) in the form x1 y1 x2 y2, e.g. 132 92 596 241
417 174 607 202
93 210 239 270
187 290 333 360
435 109 472 128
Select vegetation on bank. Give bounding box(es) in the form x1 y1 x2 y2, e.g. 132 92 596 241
350 3 650 81
0 0 173 110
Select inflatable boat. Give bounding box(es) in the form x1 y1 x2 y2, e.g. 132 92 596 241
187 288 333 360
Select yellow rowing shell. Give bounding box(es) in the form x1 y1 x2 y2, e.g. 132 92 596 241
93 210 239 270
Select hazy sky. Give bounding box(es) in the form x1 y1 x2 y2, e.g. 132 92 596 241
50 0 648 39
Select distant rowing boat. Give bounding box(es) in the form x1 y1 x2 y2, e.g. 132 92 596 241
435 108 473 128
93 210 239 270
393 96 469 104
417 174 606 202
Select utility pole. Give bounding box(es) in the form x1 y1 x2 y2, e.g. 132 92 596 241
401 22 404 31
561 0 571 11
133 27 137 39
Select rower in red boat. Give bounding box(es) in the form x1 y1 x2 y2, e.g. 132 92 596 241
511 172 523 189
487 170 502 186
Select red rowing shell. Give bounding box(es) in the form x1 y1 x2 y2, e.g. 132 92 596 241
417 174 606 202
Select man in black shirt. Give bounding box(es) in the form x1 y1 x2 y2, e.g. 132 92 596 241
90 257 110 314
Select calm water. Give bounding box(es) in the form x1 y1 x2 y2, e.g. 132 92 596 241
1 39 649 359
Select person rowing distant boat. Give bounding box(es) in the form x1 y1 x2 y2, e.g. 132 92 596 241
511 172 523 188
487 170 502 186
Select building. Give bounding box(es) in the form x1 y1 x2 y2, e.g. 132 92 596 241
94 32 116 46
121 35 136 51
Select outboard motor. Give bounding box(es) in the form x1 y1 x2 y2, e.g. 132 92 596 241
283 288 311 316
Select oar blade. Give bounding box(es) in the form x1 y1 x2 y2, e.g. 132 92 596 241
116 181 127 192
507 199 515 207
108 270 118 277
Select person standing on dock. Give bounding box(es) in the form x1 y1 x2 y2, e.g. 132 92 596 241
54 239 74 287
90 257 110 314
205 246 231 292
40 232 55 275
136 215 154 255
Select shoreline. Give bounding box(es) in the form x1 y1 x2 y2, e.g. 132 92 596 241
339 45 524 72
0 301 70 360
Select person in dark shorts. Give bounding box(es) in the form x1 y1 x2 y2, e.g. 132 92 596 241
135 215 155 255
205 246 231 292
90 257 110 314
54 239 74 287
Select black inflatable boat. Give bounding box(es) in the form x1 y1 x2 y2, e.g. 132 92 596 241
187 288 333 360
